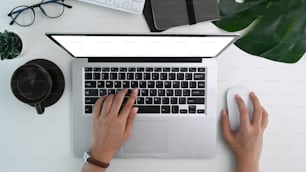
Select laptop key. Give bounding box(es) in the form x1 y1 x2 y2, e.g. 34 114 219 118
127 73 134 80
169 73 176 80
108 89 116 95
158 89 165 96
85 67 92 72
154 67 162 72
183 89 190 96
172 106 179 113
156 81 163 88
85 89 98 96
187 98 205 104
145 97 153 104
128 67 136 72
110 73 118 80
85 97 99 104
85 105 93 114
152 73 159 80
135 73 142 80
166 89 173 96
123 81 130 88
197 109 205 114
136 106 160 113
106 81 113 88
180 68 188 72
198 82 205 88
144 73 151 80
114 81 121 88
181 81 188 88
100 89 107 96
85 73 92 80
173 81 180 88
154 97 161 104
177 73 184 80
102 73 109 80
180 109 187 113
131 81 138 88
171 97 178 104
160 73 167 80
189 105 196 113
194 73 205 80
179 97 186 104
137 97 144 104
192 89 205 96
141 89 149 96
161 106 170 113
198 68 206 72
85 81 96 88
111 67 118 72
97 81 104 88
93 73 101 80
139 81 146 88
150 89 157 96
102 67 110 72
190 81 196 88
162 97 169 104
148 81 155 88
189 68 196 72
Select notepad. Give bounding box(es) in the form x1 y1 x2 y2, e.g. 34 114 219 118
144 0 220 31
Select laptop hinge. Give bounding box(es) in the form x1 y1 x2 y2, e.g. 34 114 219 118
88 57 203 63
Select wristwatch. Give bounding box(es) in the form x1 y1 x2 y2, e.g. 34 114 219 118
83 152 110 169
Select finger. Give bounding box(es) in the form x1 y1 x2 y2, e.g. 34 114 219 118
93 96 105 118
124 107 138 138
108 89 128 117
221 109 235 144
261 107 269 129
120 88 139 119
250 92 263 126
101 94 115 117
235 94 250 128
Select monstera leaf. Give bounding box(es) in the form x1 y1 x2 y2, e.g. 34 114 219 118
213 0 306 63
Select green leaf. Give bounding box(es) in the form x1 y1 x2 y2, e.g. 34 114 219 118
213 0 306 63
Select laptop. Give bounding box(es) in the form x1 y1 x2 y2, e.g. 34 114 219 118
46 34 237 158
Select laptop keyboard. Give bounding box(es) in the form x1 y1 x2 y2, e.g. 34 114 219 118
83 67 206 115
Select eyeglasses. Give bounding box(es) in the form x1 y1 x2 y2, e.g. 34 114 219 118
8 0 72 27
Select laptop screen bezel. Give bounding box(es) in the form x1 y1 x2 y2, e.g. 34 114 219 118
46 33 239 59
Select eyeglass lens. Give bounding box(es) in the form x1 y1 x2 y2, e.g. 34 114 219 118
10 6 35 26
40 0 65 18
9 0 65 26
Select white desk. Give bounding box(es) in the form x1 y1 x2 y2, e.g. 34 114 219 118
1 1 306 172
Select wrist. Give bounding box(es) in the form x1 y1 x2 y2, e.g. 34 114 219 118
235 157 259 172
90 147 115 163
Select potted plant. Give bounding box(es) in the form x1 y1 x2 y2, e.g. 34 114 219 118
213 0 306 63
0 30 23 60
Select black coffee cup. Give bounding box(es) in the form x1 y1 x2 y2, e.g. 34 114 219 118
11 59 65 115
11 63 53 114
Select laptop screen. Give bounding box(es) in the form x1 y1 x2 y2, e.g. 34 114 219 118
47 34 237 58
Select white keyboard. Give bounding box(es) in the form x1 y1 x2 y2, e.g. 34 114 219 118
77 0 145 14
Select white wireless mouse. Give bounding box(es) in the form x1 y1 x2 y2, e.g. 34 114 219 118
226 87 253 132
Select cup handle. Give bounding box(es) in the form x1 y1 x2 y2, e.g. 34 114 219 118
35 102 45 115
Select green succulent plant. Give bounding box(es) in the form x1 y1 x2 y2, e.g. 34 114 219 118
0 30 23 60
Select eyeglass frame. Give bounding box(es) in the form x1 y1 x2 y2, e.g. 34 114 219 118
8 0 72 27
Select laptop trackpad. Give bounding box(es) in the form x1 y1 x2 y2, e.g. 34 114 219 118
123 120 169 153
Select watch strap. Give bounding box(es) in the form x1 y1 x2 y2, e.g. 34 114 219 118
87 157 110 168
83 152 110 169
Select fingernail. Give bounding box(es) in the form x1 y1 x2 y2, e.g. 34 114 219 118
133 107 139 113
235 94 240 99
221 109 227 117
133 88 139 94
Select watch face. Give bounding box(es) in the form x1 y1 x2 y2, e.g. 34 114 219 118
83 152 90 162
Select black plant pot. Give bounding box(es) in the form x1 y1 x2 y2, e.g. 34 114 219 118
0 30 23 60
